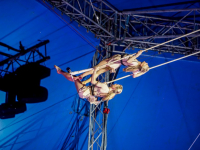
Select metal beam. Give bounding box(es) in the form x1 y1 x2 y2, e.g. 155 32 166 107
0 40 49 66
123 8 200 14
0 42 20 52
125 34 200 40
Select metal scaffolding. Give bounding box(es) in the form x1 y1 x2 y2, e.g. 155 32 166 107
44 0 200 55
42 0 200 149
88 46 110 150
87 45 119 150
0 40 50 77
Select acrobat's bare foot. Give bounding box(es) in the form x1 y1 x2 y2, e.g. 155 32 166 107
54 65 62 74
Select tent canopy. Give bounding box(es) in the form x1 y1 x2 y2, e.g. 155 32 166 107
0 0 200 150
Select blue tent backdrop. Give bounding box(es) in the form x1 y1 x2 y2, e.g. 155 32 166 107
0 0 200 150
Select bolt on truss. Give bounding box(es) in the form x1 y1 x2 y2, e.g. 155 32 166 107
44 0 200 55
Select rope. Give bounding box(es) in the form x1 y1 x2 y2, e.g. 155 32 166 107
188 133 200 150
106 50 200 84
70 29 200 75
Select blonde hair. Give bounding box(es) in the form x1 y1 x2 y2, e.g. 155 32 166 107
102 84 123 101
112 84 123 94
123 61 149 73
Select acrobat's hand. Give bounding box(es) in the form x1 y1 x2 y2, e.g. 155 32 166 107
132 74 136 78
93 66 100 72
137 50 143 55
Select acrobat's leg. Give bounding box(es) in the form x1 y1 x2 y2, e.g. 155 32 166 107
79 58 110 79
82 67 111 84
55 65 84 91
54 65 75 82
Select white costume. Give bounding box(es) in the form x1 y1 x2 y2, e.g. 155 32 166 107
78 86 96 102
93 82 109 97
106 54 139 73
78 82 110 104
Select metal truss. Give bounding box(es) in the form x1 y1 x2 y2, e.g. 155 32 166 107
41 1 200 149
0 40 50 77
87 45 119 150
88 46 110 150
44 0 200 55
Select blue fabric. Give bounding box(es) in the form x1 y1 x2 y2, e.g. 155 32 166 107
0 0 200 150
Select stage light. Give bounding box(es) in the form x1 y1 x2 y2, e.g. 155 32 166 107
15 63 50 103
0 102 26 119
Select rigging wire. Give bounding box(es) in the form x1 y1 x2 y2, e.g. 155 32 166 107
70 28 200 75
50 49 96 70
0 94 77 132
106 49 200 84
43 0 99 51
188 133 200 150
89 0 100 24
108 74 144 136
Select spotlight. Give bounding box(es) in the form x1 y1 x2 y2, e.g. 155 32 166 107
0 102 26 119
15 63 50 103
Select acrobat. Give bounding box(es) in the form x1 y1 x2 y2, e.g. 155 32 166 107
76 50 149 84
54 65 123 105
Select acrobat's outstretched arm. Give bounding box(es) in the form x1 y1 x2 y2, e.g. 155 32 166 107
91 67 99 85
82 66 111 85
79 58 109 79
132 72 145 78
102 92 116 101
127 50 143 63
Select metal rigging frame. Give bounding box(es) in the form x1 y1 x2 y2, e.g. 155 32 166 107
0 40 50 77
88 46 109 150
42 0 200 149
44 0 200 55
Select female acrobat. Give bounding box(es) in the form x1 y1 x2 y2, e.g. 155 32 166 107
54 65 123 105
77 50 149 84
